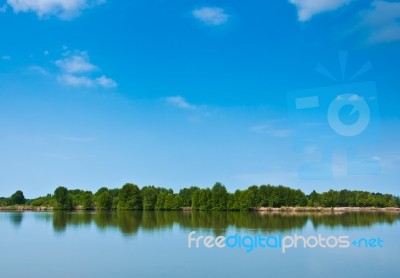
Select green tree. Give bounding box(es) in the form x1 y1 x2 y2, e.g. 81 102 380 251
155 192 166 210
10 190 26 205
247 185 259 207
141 186 158 210
179 186 199 207
211 182 228 210
191 189 201 210
96 191 112 210
54 186 73 210
81 191 93 210
164 193 175 210
199 189 212 211
173 195 183 210
117 183 142 210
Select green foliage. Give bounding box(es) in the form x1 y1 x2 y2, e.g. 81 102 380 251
155 192 166 210
199 189 212 211
179 186 199 207
10 190 26 205
211 182 228 211
0 197 10 206
96 190 113 210
164 193 175 210
31 194 54 207
54 186 73 210
81 192 93 210
117 183 142 210
2 182 398 211
141 186 158 210
191 189 201 210
173 195 183 210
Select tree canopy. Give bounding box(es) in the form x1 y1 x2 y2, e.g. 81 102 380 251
1 183 398 211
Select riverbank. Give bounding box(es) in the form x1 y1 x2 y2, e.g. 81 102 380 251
0 206 53 211
1 206 400 213
254 207 400 214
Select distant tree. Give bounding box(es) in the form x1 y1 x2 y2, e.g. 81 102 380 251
96 191 112 210
199 189 212 211
31 194 54 207
155 192 166 210
81 191 93 210
0 197 10 206
164 193 175 210
117 183 142 210
191 189 201 210
211 182 228 210
10 190 26 205
141 186 158 210
54 186 73 210
308 190 320 207
173 195 183 210
179 186 200 207
247 185 259 208
239 190 253 211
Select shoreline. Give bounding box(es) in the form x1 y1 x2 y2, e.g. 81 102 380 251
0 206 399 213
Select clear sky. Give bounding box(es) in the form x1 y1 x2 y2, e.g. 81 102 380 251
0 0 399 198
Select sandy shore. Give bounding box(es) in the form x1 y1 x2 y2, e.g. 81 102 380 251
0 206 53 211
254 207 400 214
0 206 399 213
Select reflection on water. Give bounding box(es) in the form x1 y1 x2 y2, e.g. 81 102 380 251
21 211 400 236
9 212 24 228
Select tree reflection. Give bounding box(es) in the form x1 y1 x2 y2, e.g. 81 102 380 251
48 211 400 236
9 212 24 228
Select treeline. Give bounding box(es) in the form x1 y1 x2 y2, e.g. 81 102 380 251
1 183 399 211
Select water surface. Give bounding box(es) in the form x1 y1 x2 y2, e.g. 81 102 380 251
1 211 399 277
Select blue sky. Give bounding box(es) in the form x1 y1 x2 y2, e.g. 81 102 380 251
0 0 399 198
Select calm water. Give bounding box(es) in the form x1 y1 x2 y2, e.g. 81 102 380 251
1 211 400 278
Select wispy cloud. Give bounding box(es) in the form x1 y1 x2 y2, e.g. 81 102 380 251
56 135 97 142
6 0 105 20
360 0 400 44
289 0 352 21
164 96 197 110
1 55 11 60
29 65 50 76
249 122 292 138
192 7 229 26
56 50 117 88
55 51 98 74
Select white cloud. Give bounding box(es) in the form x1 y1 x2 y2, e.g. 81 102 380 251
192 7 229 26
58 74 95 87
29 65 50 76
55 51 98 74
289 0 352 21
6 0 105 20
165 96 196 110
95 75 117 88
249 124 292 138
58 74 117 88
55 50 117 89
360 1 400 44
